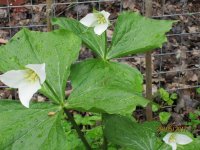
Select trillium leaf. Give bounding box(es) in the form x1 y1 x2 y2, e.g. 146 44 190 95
0 29 81 103
106 12 175 59
66 59 149 115
51 18 106 58
103 114 171 150
0 100 67 150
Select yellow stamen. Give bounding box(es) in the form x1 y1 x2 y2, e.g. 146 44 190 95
24 69 39 82
97 14 106 24
169 134 176 143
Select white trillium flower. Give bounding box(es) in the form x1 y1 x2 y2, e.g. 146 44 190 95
163 133 193 150
80 10 110 35
0 64 46 108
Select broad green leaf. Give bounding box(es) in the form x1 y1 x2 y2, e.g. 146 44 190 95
52 18 106 58
0 100 67 150
106 12 175 59
0 29 81 103
103 114 170 150
157 144 171 150
66 59 149 115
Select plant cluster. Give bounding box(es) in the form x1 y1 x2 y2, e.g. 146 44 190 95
0 10 199 150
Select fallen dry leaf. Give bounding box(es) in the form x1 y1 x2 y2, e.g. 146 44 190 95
0 38 8 44
188 74 198 82
0 0 26 6
48 112 56 116
188 26 198 33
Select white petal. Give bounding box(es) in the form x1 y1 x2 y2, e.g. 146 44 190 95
0 70 26 88
18 79 41 108
26 63 46 84
163 133 173 144
80 13 97 27
94 24 108 35
101 10 110 20
175 134 193 145
169 142 177 150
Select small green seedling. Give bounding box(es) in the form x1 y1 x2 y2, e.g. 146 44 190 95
196 88 200 95
159 112 171 124
158 88 178 105
186 111 200 130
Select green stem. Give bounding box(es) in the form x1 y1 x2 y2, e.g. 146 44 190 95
43 81 60 103
104 30 108 60
102 114 108 150
64 109 92 150
102 136 108 150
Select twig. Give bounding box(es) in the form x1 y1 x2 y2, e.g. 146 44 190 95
145 0 153 121
64 109 92 150
46 0 52 31
160 105 176 109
